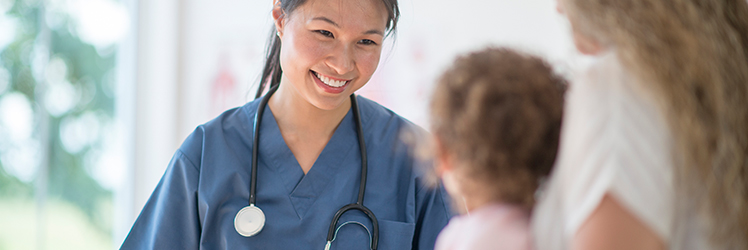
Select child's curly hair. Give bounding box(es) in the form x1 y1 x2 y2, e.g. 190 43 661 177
430 48 567 209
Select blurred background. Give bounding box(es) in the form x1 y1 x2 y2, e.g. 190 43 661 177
0 0 576 249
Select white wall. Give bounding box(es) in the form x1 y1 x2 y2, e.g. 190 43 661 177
117 0 182 246
364 0 575 126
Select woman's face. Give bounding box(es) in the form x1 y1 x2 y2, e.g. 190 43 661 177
556 0 604 55
273 0 389 110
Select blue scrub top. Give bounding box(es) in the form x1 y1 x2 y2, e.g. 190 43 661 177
121 95 453 249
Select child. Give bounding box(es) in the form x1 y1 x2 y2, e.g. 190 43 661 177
429 48 566 250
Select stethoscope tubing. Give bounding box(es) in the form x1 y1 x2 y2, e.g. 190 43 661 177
249 86 276 206
249 86 379 249
324 94 379 250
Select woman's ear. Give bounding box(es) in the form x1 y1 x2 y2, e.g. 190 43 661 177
272 0 285 38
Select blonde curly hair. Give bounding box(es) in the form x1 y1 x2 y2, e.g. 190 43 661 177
563 0 748 247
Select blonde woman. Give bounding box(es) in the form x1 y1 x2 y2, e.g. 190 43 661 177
532 0 748 250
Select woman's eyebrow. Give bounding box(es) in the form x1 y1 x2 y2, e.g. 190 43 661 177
364 29 384 36
312 16 384 36
312 16 339 27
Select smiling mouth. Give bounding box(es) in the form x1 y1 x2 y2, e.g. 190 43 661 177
311 70 350 88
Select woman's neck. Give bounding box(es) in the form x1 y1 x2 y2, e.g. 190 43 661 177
268 83 351 137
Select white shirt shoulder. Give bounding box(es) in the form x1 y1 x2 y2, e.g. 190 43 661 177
532 52 675 250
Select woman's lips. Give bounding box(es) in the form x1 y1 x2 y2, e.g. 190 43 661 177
311 70 350 94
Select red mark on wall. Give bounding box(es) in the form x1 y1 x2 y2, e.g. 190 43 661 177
211 53 237 116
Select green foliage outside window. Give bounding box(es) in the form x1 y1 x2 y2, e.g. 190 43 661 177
0 0 126 248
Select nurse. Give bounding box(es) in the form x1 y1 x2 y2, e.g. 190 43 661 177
120 0 452 249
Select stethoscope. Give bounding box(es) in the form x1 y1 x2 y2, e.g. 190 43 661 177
234 86 380 250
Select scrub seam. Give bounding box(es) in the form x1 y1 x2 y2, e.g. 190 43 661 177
176 149 200 172
436 183 452 219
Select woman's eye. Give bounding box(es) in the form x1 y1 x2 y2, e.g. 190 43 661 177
359 39 377 45
315 30 334 38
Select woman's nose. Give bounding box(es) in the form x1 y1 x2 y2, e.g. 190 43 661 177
326 45 355 75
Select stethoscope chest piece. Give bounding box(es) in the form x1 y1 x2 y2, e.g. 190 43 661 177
239 88 378 248
235 205 266 237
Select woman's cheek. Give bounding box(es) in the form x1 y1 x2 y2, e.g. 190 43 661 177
357 49 381 78
288 32 327 61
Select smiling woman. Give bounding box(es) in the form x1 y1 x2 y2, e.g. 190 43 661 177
121 0 452 249
268 0 390 173
272 0 386 105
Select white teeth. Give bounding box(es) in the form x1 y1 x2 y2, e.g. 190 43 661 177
315 72 347 87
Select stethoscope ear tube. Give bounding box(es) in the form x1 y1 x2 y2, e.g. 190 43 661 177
326 204 379 250
324 95 379 250
250 86 278 205
235 86 277 238
351 94 368 206
246 90 379 248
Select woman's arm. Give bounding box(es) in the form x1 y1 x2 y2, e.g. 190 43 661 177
413 181 453 250
121 126 206 249
120 150 201 249
573 193 665 250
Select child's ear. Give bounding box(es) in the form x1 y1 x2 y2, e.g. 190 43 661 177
433 137 454 176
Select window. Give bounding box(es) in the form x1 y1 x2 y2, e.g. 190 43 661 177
0 0 131 249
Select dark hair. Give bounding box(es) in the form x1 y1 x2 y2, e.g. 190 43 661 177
430 47 567 209
254 0 400 98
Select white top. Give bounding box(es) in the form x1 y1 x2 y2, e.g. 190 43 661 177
436 203 533 250
531 52 710 250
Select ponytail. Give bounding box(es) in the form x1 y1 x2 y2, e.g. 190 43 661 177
256 26 283 99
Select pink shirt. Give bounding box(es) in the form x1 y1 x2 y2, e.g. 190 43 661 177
435 203 534 250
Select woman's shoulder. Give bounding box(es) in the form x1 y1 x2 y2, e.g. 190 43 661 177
355 95 425 138
562 51 674 179
354 96 430 166
176 99 262 165
533 51 676 246
356 95 408 122
565 51 671 155
354 95 433 177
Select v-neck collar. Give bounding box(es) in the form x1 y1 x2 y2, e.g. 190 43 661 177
256 103 359 218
